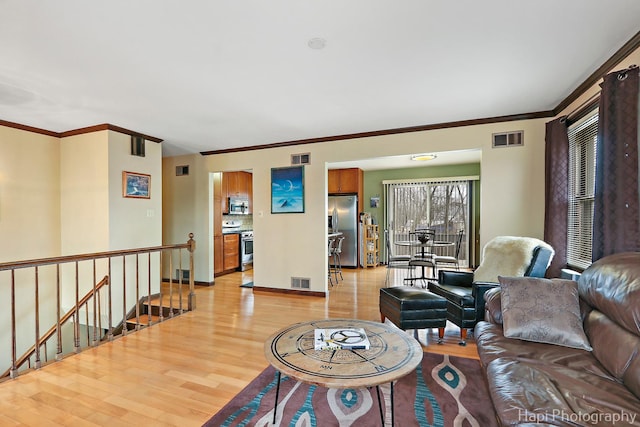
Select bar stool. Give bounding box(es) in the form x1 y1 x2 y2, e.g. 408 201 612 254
330 236 345 282
328 237 336 286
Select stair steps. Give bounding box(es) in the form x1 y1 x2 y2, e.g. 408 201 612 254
124 299 183 331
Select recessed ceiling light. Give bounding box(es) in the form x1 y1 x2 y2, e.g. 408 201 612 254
411 154 437 161
308 37 326 50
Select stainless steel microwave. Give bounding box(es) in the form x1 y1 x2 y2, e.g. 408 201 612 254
228 198 249 214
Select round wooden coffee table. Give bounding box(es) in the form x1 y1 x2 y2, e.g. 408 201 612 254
264 318 423 426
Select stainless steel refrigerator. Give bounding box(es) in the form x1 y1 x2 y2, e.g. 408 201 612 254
328 195 358 267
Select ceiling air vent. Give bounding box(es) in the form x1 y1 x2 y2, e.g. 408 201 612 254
492 131 523 148
176 165 189 176
291 153 311 165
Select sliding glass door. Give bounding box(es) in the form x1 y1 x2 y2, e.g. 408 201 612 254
384 179 472 267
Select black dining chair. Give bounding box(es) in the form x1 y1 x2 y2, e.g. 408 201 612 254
433 230 464 271
384 229 412 287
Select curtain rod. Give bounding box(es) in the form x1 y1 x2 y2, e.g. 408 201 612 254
564 91 600 123
564 64 638 123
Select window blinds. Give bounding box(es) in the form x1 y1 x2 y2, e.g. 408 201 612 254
567 109 598 270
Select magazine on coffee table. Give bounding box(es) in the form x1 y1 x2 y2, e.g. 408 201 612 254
314 328 371 350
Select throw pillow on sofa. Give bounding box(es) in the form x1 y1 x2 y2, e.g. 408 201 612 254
499 276 592 351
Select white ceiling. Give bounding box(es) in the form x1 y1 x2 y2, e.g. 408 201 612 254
1 1 639 160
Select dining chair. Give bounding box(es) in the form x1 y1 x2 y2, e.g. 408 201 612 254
384 229 412 287
433 229 464 271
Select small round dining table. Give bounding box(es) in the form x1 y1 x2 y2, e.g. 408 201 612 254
395 239 454 258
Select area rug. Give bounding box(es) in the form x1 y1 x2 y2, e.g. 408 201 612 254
203 352 497 426
239 282 254 288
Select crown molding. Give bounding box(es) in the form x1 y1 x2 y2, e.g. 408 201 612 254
0 120 162 143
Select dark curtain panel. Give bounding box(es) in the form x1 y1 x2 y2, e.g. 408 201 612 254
593 65 640 261
544 117 569 278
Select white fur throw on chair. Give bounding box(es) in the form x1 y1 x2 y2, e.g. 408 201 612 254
473 236 554 283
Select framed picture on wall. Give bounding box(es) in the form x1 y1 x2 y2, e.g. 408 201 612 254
123 171 151 199
271 166 304 214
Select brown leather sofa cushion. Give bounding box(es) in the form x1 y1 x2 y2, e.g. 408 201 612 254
578 252 640 399
476 322 640 426
578 252 640 337
585 309 640 400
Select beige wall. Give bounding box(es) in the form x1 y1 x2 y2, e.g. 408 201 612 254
60 131 110 254
0 126 61 261
0 126 61 370
200 117 547 293
0 126 164 370
107 130 162 250
162 154 211 282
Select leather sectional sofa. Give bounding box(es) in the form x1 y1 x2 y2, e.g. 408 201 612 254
475 252 640 426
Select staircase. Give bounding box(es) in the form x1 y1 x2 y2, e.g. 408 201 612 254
117 291 186 334
1 233 197 381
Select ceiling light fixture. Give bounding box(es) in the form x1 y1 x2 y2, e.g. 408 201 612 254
411 153 437 161
308 37 326 50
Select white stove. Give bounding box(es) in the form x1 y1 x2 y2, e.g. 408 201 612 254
222 220 242 234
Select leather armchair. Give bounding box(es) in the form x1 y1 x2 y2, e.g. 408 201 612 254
427 236 554 345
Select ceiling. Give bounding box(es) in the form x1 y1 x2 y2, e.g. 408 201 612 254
1 1 639 159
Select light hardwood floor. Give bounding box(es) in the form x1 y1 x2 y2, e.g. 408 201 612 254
0 266 478 426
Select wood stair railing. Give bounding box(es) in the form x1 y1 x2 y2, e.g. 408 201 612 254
0 233 196 381
0 276 109 380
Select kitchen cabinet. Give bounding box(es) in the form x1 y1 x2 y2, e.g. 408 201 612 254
222 171 253 214
214 236 224 275
214 173 224 275
223 233 240 271
328 168 362 194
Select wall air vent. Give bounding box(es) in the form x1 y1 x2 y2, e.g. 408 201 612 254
175 269 190 281
291 277 310 289
131 136 146 157
492 131 524 148
176 165 189 176
291 153 311 165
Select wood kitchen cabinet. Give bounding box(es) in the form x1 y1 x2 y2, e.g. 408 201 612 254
214 170 253 275
222 171 252 214
223 233 240 271
214 173 224 275
328 168 362 194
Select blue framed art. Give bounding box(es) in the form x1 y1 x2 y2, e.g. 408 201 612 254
271 166 304 214
123 171 151 199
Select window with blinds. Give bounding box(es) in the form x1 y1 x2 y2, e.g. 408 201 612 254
567 109 598 270
384 179 472 266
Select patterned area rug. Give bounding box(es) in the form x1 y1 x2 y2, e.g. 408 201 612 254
203 352 497 426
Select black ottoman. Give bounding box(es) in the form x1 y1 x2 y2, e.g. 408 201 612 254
379 286 447 343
